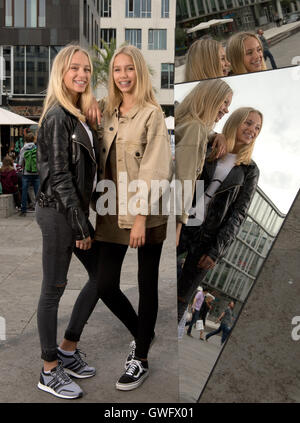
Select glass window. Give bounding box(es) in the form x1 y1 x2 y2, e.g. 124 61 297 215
14 46 25 94
148 29 167 50
161 0 169 18
176 0 189 20
126 0 151 18
26 46 49 94
26 0 37 27
161 63 174 89
38 0 46 27
196 0 205 15
14 0 25 27
100 29 116 48
5 0 13 26
100 0 111 17
125 29 142 49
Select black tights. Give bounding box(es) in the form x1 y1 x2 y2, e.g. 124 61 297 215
65 241 163 359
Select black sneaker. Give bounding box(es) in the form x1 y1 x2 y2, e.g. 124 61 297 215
37 362 83 399
124 333 156 369
57 349 96 379
116 359 149 391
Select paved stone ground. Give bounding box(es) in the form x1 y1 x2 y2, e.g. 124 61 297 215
0 210 179 403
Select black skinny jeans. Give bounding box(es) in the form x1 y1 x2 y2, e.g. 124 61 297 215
65 241 163 359
177 225 208 323
36 205 97 362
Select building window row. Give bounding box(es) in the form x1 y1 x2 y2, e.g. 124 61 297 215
125 0 170 18
5 0 46 28
100 28 168 50
0 45 62 96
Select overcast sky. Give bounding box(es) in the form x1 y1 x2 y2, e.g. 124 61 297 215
175 66 300 214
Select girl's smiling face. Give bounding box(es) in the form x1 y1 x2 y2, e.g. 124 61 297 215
235 112 262 148
219 46 231 76
113 53 137 95
63 51 91 103
215 92 233 122
243 37 263 72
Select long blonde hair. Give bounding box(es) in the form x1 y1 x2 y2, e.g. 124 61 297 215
222 107 263 165
226 32 267 75
106 45 160 115
185 39 224 82
175 79 233 131
39 44 94 125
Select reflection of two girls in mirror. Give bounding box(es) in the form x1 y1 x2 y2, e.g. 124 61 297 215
35 44 173 399
184 32 267 82
175 78 263 323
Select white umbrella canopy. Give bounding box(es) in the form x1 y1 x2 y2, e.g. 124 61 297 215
187 18 233 34
0 107 37 125
165 116 174 130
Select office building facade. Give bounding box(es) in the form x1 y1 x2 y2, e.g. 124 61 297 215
202 187 286 317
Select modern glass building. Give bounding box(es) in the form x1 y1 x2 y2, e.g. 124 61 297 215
202 186 286 317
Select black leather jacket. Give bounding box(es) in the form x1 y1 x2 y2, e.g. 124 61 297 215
36 105 100 240
186 155 259 261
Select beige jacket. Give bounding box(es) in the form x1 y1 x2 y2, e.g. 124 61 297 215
175 119 209 224
97 101 173 229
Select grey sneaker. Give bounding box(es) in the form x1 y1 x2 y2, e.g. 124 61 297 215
37 363 83 399
57 349 96 379
116 359 149 391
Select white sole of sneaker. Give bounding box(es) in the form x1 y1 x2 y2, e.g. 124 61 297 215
115 372 149 391
64 368 96 379
37 382 83 399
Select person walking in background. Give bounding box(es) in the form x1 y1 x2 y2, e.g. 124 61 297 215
257 29 277 70
18 132 40 216
199 294 214 341
205 301 235 344
186 287 207 337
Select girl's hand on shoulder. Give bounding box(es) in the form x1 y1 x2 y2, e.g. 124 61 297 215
76 236 92 250
86 97 101 126
129 215 146 248
212 133 227 159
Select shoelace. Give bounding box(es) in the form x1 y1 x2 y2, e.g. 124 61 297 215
54 362 72 383
125 360 142 376
74 349 88 367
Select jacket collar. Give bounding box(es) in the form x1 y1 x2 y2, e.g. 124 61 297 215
72 120 96 162
114 103 140 119
204 159 246 192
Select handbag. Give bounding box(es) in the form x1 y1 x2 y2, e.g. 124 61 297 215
185 311 192 323
196 319 204 331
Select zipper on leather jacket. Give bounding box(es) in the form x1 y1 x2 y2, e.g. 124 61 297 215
72 138 96 164
74 208 85 239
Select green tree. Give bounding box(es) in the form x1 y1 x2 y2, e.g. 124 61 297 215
92 39 117 88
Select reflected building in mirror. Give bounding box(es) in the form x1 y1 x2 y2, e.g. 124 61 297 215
199 186 285 317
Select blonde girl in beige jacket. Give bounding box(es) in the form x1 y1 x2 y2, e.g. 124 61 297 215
175 79 233 245
60 45 173 392
185 38 231 82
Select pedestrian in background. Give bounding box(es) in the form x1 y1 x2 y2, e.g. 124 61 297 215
206 301 235 344
18 132 39 216
186 287 207 337
257 28 277 69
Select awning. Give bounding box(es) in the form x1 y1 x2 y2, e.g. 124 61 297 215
187 18 233 34
0 107 37 125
